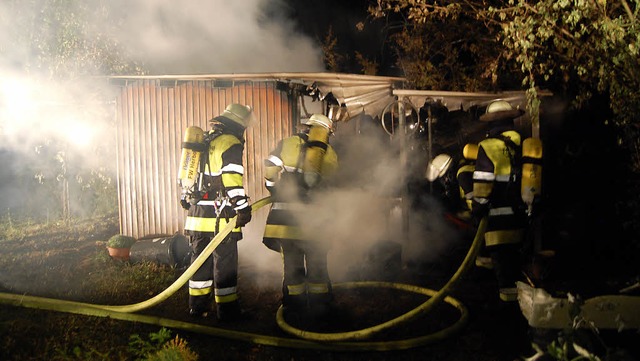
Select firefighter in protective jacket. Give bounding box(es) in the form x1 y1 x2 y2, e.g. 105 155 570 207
457 143 478 213
182 103 253 321
262 114 339 314
472 100 527 302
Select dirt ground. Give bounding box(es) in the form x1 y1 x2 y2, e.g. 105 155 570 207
0 214 638 361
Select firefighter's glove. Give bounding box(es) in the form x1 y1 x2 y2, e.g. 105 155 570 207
528 197 542 218
180 196 191 210
235 206 252 227
471 200 489 221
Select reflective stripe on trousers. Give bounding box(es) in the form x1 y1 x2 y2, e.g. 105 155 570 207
215 285 238 303
499 287 518 302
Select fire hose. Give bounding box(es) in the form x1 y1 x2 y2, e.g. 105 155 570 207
0 196 487 351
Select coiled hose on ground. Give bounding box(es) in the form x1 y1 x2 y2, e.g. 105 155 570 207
0 196 487 351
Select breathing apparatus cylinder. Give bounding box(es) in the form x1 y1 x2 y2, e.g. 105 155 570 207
303 125 330 189
178 126 205 190
521 137 543 211
462 143 478 161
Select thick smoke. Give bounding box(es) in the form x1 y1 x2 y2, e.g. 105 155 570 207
95 0 325 74
0 0 461 292
289 120 463 281
0 0 324 222
0 0 327 294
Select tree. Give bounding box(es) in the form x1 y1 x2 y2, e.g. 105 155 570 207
4 0 145 78
368 0 521 91
370 0 640 284
368 0 640 142
498 0 640 152
1 0 143 221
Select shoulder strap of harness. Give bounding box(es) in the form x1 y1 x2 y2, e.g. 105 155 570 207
196 129 222 195
496 133 522 180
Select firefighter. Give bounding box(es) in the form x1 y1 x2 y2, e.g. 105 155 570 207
181 103 254 321
262 114 339 318
457 143 493 269
472 100 527 302
457 143 478 215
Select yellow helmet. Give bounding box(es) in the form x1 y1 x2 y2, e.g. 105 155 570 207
303 114 333 131
213 103 253 128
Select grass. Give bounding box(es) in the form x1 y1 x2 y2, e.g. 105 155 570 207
1 213 637 361
0 214 199 360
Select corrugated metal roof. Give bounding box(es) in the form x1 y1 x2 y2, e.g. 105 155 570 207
110 72 406 122
393 89 553 111
393 88 553 139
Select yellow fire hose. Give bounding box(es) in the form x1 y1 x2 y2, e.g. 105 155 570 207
0 196 487 351
276 217 487 342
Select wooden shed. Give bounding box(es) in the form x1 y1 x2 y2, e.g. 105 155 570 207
108 72 405 239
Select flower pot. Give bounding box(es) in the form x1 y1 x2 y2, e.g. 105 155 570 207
107 246 130 261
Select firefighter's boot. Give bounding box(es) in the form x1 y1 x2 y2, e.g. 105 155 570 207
216 300 242 322
282 291 308 311
307 290 334 330
189 293 212 318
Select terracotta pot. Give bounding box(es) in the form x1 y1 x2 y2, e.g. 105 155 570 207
107 247 130 261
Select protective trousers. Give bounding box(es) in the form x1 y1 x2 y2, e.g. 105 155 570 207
188 233 239 315
489 242 522 302
484 208 526 301
280 239 332 308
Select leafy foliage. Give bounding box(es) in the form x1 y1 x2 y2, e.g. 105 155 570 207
129 328 182 361
368 0 520 91
22 138 119 222
129 328 199 361
368 0 640 144
497 0 640 127
1 0 145 223
322 26 345 72
107 234 136 249
4 0 145 78
145 336 199 361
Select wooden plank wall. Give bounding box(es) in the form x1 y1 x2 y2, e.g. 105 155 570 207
115 79 292 239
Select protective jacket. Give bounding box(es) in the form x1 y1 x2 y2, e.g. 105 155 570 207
456 144 478 212
472 127 526 301
262 132 338 245
185 133 249 235
262 129 338 307
457 161 475 211
472 129 526 246
184 130 249 314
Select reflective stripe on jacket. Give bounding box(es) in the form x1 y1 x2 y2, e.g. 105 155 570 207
185 133 246 235
473 130 525 246
263 133 338 244
456 161 475 210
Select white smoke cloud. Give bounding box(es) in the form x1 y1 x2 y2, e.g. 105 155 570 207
86 0 325 74
0 0 461 287
0 0 325 142
274 125 465 282
0 0 325 221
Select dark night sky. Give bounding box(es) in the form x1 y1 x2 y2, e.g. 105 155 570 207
284 0 400 76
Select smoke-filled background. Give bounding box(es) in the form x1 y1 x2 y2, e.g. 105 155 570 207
0 0 324 221
0 0 460 283
316 125 462 281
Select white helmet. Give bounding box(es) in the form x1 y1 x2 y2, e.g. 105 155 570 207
303 114 333 130
479 100 524 122
426 154 453 181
